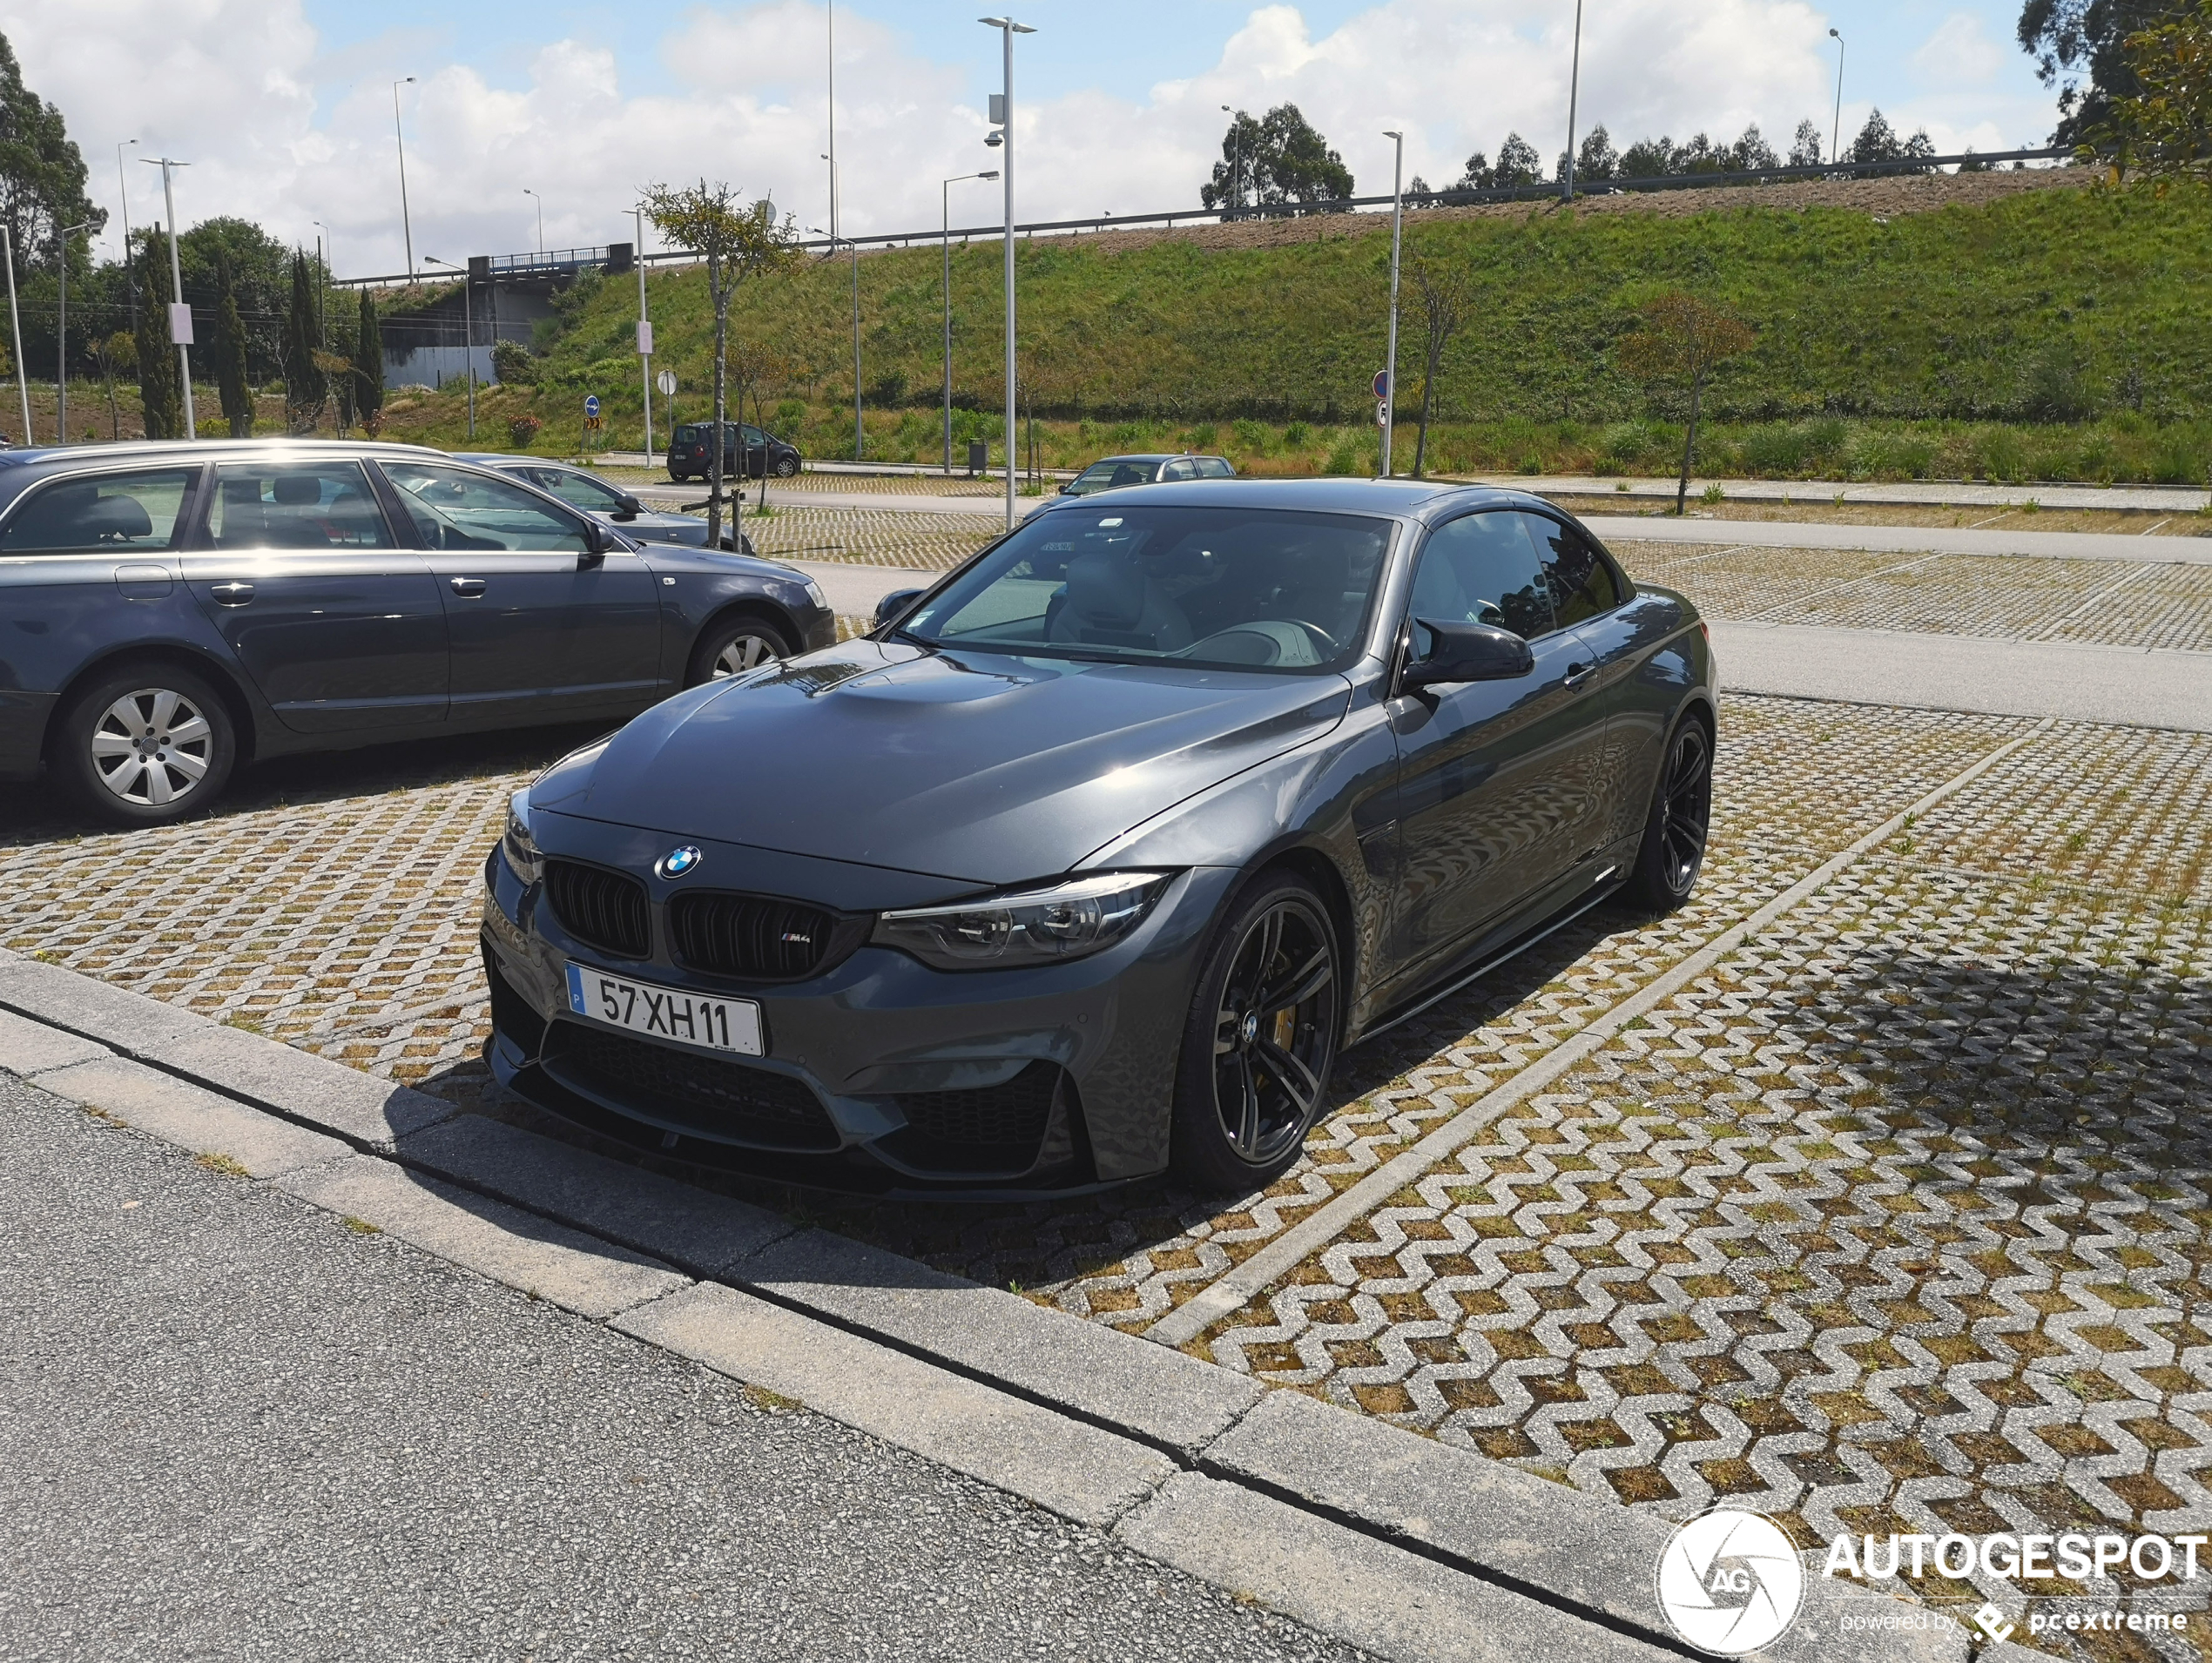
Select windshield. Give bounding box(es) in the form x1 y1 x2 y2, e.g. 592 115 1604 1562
899 505 1394 674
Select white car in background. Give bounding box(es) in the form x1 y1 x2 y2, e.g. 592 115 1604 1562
458 454 756 555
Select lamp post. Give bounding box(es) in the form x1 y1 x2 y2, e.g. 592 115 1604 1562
1221 104 1242 217
57 220 91 445
2 224 26 443
313 221 329 340
423 255 475 438
942 169 996 474
1829 29 1846 167
143 156 195 440
818 155 862 461
635 205 654 458
523 188 543 256
1380 131 1404 478
393 76 417 277
115 138 138 332
979 15 1035 532
1561 0 1585 203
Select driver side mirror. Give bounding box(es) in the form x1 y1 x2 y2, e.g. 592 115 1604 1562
579 521 611 564
1057 481 1074 495
873 587 926 632
613 494 641 522
1401 617 1534 691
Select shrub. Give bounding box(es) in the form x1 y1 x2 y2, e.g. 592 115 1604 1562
509 414 543 448
1740 422 1811 475
1184 422 1217 450
491 341 536 384
1322 437 1359 475
1283 421 1310 447
1231 418 1271 453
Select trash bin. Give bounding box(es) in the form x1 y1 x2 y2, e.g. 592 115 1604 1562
967 441 988 477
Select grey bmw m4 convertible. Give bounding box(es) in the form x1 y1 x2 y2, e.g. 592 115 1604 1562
483 479 1716 1196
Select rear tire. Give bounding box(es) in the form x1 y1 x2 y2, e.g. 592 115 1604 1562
55 663 238 826
1625 714 1713 912
686 614 795 686
1168 871 1341 1194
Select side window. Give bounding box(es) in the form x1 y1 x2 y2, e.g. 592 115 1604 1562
1406 512 1555 642
1196 458 1235 478
1523 515 1623 627
1161 460 1197 481
741 426 768 446
0 467 199 553
378 461 591 553
534 468 625 515
206 462 393 550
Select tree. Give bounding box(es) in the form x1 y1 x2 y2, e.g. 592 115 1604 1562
1200 104 1352 212
641 181 799 548
212 255 253 438
0 32 105 274
1845 110 1938 175
1619 135 1675 178
91 328 132 440
2094 0 2212 179
1494 133 1542 186
1788 118 1826 167
1453 151 1492 190
2020 0 2176 145
282 249 325 434
1730 125 1782 171
1560 125 1619 184
355 292 384 434
133 232 179 440
1615 293 1755 515
1404 251 1471 478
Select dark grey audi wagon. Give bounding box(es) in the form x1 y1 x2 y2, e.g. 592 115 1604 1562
0 440 835 824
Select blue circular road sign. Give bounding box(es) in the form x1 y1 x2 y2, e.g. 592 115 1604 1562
1372 369 1390 400
584 394 601 418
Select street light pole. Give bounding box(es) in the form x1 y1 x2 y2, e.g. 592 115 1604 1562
943 170 997 474
424 256 475 439
980 15 1034 532
1561 0 1585 204
313 223 328 340
57 220 90 445
146 157 195 440
1829 30 1846 167
636 205 654 459
393 77 417 278
523 188 543 255
1221 104 1241 217
1380 131 1404 479
115 138 138 333
2 225 27 443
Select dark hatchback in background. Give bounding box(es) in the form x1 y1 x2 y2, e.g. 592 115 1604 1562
665 422 802 483
486 479 1716 1198
0 441 835 825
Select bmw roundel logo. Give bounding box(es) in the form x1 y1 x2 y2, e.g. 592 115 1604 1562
656 845 703 880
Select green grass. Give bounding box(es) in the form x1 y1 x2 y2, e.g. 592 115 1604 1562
377 179 2212 484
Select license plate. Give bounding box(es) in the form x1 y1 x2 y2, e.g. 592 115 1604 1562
564 963 763 1056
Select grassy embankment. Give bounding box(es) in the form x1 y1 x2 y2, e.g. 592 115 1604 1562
67 176 2212 485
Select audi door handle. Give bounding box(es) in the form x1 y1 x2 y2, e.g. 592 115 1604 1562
1564 661 1597 690
208 581 254 606
449 577 488 597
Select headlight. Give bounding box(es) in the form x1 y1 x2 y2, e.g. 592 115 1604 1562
871 872 1172 971
803 578 827 609
501 791 543 884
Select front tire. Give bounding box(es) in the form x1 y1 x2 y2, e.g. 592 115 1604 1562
772 454 799 478
685 614 795 686
1625 715 1713 912
1169 872 1341 1193
56 663 238 826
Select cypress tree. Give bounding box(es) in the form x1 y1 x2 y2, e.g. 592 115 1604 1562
213 254 253 438
133 232 179 441
354 291 383 434
282 250 325 433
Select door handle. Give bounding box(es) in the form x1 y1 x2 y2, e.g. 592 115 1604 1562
449 576 488 597
208 581 254 606
1564 661 1596 690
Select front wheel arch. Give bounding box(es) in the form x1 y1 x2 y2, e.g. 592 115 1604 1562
684 603 799 686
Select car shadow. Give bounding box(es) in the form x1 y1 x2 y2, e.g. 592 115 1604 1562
0 720 611 845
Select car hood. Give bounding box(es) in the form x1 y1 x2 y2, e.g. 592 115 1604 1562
531 641 1349 885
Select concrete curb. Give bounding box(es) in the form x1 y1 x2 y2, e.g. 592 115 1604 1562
0 961 1965 1662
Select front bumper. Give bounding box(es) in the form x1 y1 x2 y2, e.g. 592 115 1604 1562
481 832 1232 1196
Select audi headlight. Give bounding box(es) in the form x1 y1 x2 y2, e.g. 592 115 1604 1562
501 791 543 884
803 578 828 609
871 872 1172 971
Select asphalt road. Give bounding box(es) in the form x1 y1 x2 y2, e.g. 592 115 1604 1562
0 1074 1366 1663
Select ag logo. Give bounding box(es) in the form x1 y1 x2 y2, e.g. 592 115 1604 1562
1655 1508 1804 1655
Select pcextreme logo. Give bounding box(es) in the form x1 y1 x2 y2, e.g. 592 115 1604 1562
1655 1508 1806 1655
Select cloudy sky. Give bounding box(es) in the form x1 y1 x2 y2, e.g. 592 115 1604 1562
7 0 2056 278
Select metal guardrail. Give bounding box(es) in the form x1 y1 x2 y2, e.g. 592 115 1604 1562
328 146 2076 287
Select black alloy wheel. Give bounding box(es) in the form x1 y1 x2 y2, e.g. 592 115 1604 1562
1627 717 1713 911
1170 872 1340 1191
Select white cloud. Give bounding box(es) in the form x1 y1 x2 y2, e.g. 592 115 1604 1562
0 0 2028 279
1912 12 2006 89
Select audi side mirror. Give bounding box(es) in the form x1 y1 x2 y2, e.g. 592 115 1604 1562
1402 617 1534 690
1057 481 1074 495
613 494 641 521
873 588 926 631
